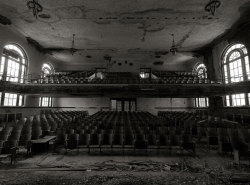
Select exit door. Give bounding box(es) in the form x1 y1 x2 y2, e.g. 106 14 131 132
110 98 136 111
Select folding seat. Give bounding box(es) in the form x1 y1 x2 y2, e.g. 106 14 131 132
206 127 218 148
218 128 232 153
31 115 42 140
191 125 198 136
123 132 135 152
228 128 249 164
111 133 123 152
54 131 67 150
0 127 13 141
100 133 112 152
66 133 79 151
134 133 147 152
78 132 90 149
3 139 18 154
41 115 51 136
238 128 250 147
9 129 22 141
197 126 207 141
180 134 196 153
146 133 158 153
169 134 181 151
88 133 101 153
0 140 4 154
157 134 169 152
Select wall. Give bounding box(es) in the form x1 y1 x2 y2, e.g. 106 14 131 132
55 58 199 72
0 25 58 115
137 98 193 115
204 15 250 116
0 25 58 78
53 97 192 115
53 97 110 115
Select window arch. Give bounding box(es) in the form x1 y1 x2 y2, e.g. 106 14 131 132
193 63 207 78
0 44 28 83
42 63 54 77
222 43 249 84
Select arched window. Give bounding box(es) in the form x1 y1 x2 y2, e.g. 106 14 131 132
222 43 249 84
0 44 28 83
42 63 54 77
193 63 207 78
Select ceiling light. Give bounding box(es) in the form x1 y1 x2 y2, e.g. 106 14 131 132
170 34 178 55
27 0 43 19
205 0 221 16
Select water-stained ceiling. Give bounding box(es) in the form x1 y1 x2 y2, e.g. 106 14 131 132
0 0 249 68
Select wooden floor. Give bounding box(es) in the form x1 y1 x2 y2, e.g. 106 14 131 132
0 145 249 185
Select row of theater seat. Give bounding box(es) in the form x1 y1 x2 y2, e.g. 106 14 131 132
0 110 88 154
54 111 197 153
153 71 197 78
31 71 219 85
158 111 250 164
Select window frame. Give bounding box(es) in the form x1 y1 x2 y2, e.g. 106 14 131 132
0 44 28 83
0 92 24 107
224 93 250 107
222 43 249 84
39 97 53 107
194 97 209 108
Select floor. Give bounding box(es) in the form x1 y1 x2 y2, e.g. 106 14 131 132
0 146 249 185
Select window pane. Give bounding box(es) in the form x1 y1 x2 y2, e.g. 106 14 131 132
226 95 230 106
6 59 19 82
4 93 17 106
0 56 5 80
195 98 208 108
40 97 52 107
2 44 27 83
19 95 23 106
223 44 248 83
232 93 245 106
249 93 250 105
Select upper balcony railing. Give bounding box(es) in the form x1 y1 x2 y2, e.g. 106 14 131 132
0 71 221 85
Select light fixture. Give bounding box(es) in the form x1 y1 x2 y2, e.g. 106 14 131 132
170 34 178 55
205 0 221 16
27 0 43 19
70 34 77 55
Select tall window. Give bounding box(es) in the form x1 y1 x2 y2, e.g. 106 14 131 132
222 43 249 84
42 63 54 77
39 97 53 107
195 98 209 108
0 92 24 107
0 44 28 83
193 63 207 78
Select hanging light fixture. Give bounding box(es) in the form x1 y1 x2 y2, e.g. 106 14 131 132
27 0 43 19
205 0 221 16
170 34 178 55
70 34 77 55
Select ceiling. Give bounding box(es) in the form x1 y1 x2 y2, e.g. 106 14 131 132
0 0 249 68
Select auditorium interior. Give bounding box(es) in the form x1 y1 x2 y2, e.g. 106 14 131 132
0 0 250 184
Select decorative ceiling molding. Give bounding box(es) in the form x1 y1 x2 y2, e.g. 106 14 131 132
205 0 221 16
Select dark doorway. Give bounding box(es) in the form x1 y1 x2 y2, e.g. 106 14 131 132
110 98 136 111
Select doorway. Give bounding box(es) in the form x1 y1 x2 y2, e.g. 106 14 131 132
110 98 136 111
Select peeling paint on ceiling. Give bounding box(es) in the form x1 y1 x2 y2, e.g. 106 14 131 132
0 0 248 68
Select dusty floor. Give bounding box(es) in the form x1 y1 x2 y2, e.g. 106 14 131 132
0 146 249 185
